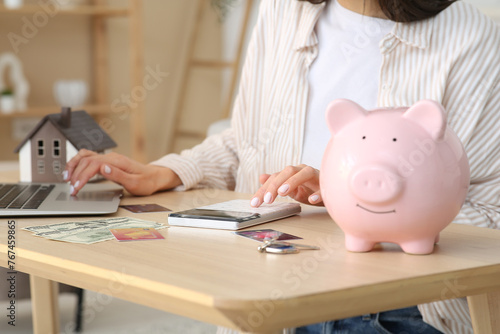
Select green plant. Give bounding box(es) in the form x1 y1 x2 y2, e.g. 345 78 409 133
211 0 238 21
1 88 13 96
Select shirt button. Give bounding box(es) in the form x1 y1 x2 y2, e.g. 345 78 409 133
384 40 393 48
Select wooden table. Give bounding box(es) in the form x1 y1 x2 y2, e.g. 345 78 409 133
1 172 499 333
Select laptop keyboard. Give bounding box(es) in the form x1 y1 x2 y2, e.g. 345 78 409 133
0 184 55 210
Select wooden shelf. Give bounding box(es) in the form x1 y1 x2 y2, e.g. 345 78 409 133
0 4 129 16
0 104 114 118
0 0 146 162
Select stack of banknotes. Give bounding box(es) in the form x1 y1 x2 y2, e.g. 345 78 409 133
23 217 167 244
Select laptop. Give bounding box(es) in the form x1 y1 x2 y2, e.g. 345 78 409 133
0 182 123 216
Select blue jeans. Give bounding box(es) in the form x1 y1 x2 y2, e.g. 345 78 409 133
295 306 443 334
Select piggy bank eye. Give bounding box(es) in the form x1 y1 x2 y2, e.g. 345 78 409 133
392 138 397 142
362 136 366 140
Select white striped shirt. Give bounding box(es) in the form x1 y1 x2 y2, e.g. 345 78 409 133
152 1 500 333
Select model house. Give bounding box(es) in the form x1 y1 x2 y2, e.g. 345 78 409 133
14 107 116 182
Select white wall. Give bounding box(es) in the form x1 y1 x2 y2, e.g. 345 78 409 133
464 0 500 21
466 0 500 6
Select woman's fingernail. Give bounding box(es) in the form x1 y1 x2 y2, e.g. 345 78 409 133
278 184 289 194
251 197 260 207
310 194 320 203
62 170 68 181
104 165 111 174
264 192 272 204
74 180 80 189
70 185 75 195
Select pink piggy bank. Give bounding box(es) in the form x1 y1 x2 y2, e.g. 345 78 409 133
320 99 470 255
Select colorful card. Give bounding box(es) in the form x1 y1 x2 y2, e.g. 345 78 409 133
234 229 302 242
120 204 171 213
110 227 165 241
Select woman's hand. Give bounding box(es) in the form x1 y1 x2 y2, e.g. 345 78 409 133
63 149 182 196
250 164 323 207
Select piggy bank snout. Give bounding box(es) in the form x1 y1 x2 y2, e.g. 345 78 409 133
349 166 403 204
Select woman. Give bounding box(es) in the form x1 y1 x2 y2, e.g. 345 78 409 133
65 0 499 332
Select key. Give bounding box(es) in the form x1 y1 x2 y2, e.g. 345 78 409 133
258 240 320 252
279 241 320 250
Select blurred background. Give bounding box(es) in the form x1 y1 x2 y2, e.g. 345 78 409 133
0 0 260 164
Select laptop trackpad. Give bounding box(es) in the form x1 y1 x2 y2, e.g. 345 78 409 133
56 191 115 202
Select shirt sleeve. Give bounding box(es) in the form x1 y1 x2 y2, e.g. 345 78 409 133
150 127 238 191
446 17 500 230
453 80 500 229
150 0 272 191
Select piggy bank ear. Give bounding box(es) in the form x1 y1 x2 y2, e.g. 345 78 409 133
325 99 366 135
402 100 446 140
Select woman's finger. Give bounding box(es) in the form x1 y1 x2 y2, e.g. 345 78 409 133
251 165 311 207
64 149 96 181
308 191 322 205
277 165 318 196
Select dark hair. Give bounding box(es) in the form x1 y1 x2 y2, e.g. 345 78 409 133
299 0 457 22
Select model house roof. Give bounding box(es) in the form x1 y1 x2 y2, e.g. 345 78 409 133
14 108 117 153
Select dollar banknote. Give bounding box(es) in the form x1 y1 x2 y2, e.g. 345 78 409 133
24 217 167 244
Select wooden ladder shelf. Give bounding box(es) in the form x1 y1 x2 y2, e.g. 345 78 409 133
168 0 254 153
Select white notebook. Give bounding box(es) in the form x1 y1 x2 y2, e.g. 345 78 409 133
168 199 301 230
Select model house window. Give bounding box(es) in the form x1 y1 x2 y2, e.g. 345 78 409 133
37 160 45 174
53 139 60 157
37 139 44 157
52 160 61 174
